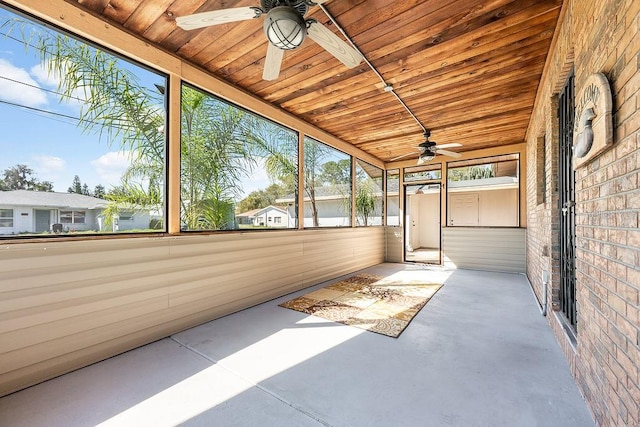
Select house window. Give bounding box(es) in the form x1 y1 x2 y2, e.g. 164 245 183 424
0 6 167 238
355 159 383 226
180 84 298 231
447 154 520 227
386 169 400 226
274 217 282 224
536 135 547 205
303 136 351 228
0 209 13 227
268 217 272 222
60 211 86 224
119 211 134 221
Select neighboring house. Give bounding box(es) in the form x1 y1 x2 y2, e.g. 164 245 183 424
0 190 150 235
235 208 260 226
252 205 290 228
277 185 383 227
236 205 293 228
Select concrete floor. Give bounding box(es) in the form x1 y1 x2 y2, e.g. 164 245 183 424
0 263 594 427
404 247 440 264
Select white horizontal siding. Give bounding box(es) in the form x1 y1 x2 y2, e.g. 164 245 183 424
385 226 403 263
0 227 384 396
442 227 526 273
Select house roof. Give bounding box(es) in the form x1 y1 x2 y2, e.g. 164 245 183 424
62 0 562 164
254 205 288 216
0 190 109 209
237 205 289 217
277 184 384 203
235 208 262 218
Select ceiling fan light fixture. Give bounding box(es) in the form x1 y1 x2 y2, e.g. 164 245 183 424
417 152 434 164
263 6 306 50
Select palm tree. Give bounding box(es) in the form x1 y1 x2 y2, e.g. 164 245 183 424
32 30 260 231
180 86 254 230
36 32 165 227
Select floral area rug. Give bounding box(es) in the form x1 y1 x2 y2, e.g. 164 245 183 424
279 274 443 338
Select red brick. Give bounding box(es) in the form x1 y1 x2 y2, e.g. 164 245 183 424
526 1 640 425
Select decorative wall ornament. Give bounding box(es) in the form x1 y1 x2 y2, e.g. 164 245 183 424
573 72 613 169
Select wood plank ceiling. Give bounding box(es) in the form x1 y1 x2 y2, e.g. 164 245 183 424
67 0 562 163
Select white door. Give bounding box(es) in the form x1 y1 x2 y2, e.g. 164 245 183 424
407 194 420 250
449 193 479 226
418 193 440 248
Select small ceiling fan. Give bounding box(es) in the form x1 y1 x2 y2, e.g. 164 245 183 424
390 130 462 164
175 0 363 81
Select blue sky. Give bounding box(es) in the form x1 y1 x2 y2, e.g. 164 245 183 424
0 6 163 193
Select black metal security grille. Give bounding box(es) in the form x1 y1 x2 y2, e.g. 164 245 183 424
558 70 577 329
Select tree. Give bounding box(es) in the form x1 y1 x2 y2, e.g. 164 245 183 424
29 24 328 231
68 175 83 194
1 164 54 191
448 165 494 181
355 181 377 226
302 140 334 226
180 86 259 230
93 184 106 199
38 31 166 228
319 159 351 186
236 183 289 213
242 117 299 223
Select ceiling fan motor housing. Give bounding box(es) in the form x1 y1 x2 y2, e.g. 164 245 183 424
261 0 309 15
418 141 437 153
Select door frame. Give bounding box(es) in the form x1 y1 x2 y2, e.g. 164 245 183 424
403 181 442 264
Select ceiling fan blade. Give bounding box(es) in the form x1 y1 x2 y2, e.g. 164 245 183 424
436 149 462 158
263 42 284 81
389 151 419 161
307 22 363 68
435 143 462 149
176 7 261 31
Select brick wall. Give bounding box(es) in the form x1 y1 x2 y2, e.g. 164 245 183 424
526 0 640 425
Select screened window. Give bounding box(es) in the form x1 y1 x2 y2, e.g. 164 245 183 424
355 159 382 226
0 6 167 237
303 136 351 227
447 154 520 227
404 165 442 182
180 84 298 231
386 169 400 226
0 209 13 227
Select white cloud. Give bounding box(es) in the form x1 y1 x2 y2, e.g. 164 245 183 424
30 155 67 191
0 58 48 107
29 62 59 88
90 151 131 188
32 155 66 174
30 61 86 108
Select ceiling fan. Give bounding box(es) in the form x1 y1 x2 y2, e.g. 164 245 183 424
390 130 462 164
175 0 363 80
